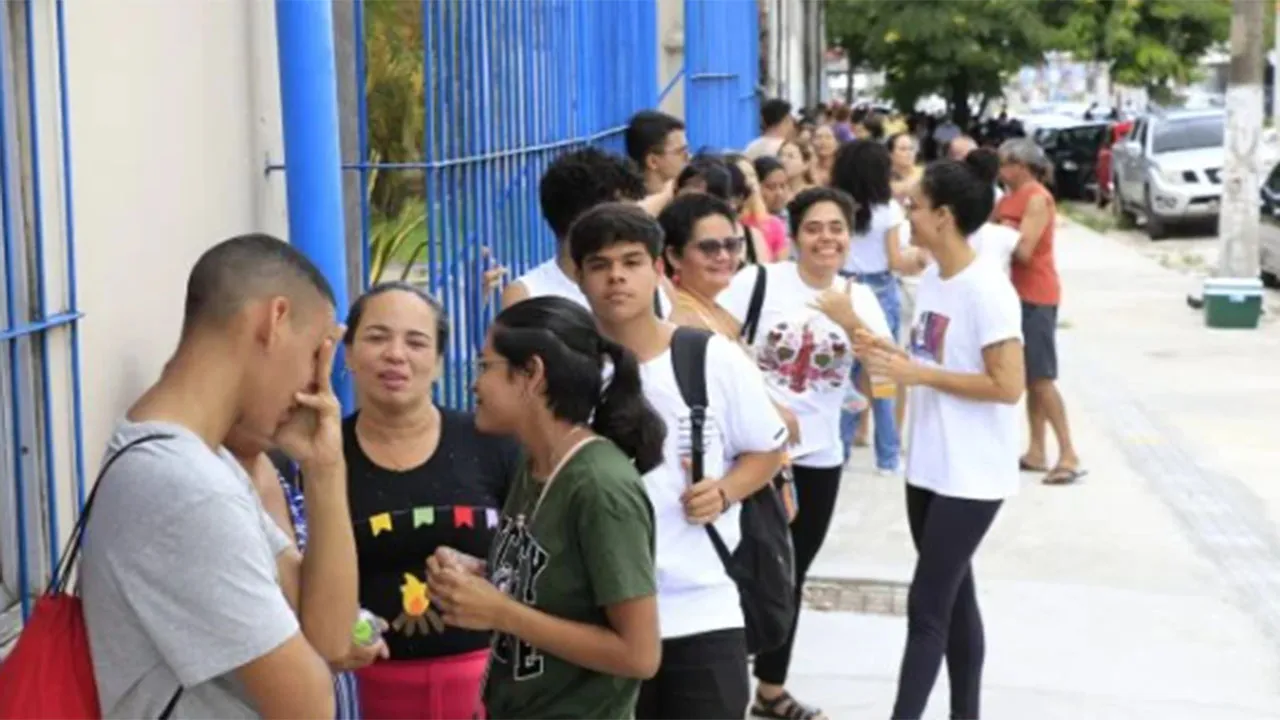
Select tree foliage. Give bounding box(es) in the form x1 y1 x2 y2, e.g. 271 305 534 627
827 0 1232 116
1043 0 1230 95
828 0 1057 123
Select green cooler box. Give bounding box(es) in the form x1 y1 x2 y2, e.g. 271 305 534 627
1202 277 1264 329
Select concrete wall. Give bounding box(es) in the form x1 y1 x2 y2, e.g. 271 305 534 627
60 0 284 486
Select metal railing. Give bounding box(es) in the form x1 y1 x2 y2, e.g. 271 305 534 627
1 0 85 634
346 0 756 408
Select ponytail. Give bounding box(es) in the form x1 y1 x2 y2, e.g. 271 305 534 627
594 337 666 474
962 150 998 221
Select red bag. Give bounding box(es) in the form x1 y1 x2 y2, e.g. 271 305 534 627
0 434 174 719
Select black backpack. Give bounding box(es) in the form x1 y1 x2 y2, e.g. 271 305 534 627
669 326 796 655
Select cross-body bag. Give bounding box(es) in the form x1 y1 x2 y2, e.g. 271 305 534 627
669 326 796 655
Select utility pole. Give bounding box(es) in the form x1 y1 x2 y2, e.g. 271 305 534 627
1203 0 1266 328
1274 0 1280 131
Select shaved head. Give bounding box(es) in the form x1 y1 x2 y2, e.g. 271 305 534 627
182 233 335 334
948 135 977 161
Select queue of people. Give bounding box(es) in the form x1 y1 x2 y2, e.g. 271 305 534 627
34 96 1084 720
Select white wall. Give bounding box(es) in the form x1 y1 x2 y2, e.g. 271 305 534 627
658 0 686 119
60 0 283 484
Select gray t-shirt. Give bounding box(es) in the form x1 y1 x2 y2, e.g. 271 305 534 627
80 420 298 719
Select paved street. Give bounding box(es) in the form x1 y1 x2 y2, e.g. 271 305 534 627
784 217 1280 719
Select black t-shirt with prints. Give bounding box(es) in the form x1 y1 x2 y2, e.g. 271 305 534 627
345 408 519 660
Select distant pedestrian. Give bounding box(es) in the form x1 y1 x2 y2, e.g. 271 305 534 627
744 99 795 161
626 110 690 196
995 139 1085 485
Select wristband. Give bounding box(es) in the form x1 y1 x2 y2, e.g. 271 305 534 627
717 487 729 513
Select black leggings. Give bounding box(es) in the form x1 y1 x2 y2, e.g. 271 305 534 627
752 463 842 686
892 485 1002 720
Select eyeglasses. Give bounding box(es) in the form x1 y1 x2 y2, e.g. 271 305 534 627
692 237 745 256
473 357 507 376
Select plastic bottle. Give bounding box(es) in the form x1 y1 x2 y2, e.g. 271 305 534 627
352 609 381 647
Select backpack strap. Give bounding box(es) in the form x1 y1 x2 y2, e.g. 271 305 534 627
740 265 768 345
668 327 734 568
159 686 183 719
670 327 711 479
743 225 760 266
54 433 174 595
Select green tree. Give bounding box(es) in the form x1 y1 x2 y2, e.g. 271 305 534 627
364 0 425 218
1042 0 1230 101
827 0 1056 124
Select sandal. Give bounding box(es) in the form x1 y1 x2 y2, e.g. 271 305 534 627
1043 466 1088 485
751 690 827 720
1019 456 1048 472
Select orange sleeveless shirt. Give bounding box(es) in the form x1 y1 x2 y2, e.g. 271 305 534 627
995 181 1061 306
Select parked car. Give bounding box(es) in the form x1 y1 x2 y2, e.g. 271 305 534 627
1033 118 1112 200
1258 161 1280 288
1111 108 1225 239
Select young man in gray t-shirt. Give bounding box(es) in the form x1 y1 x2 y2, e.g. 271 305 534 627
79 234 365 718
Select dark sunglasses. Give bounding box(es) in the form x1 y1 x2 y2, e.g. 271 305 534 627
692 236 745 256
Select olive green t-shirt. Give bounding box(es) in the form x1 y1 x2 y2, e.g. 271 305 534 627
482 439 657 719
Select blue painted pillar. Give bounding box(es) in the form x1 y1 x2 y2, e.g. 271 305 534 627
275 0 354 411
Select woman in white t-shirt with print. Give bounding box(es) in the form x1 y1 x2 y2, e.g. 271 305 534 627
831 140 929 472
858 157 1025 720
718 187 892 720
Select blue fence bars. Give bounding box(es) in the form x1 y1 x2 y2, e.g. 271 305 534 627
343 0 759 409
0 0 87 630
685 0 760 152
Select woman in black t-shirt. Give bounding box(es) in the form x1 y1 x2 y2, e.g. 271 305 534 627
342 283 519 719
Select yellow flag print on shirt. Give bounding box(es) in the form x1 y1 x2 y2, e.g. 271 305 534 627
390 572 446 637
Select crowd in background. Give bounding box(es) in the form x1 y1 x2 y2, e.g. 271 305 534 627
17 91 1080 720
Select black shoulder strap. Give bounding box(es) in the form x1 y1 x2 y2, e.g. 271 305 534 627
740 264 768 345
744 226 760 265
669 327 735 570
54 433 174 594
669 327 712 484
159 686 183 719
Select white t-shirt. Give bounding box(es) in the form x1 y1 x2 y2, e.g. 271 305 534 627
844 201 906 275
515 258 674 317
904 260 1023 500
970 223 1018 275
718 262 892 468
743 135 785 161
640 333 789 639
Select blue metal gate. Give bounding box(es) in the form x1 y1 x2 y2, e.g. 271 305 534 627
328 0 759 408
349 0 659 408
684 0 760 152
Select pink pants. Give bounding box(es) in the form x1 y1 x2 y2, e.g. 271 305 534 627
356 650 489 720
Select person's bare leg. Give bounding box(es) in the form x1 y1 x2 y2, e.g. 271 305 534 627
1037 380 1080 470
1021 384 1048 469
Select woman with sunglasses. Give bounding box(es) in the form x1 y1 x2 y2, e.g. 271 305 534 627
659 193 802 509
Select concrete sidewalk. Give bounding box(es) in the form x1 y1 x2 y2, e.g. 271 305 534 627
784 219 1280 719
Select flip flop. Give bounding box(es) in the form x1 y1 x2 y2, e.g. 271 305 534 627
1042 467 1088 485
1019 457 1048 472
